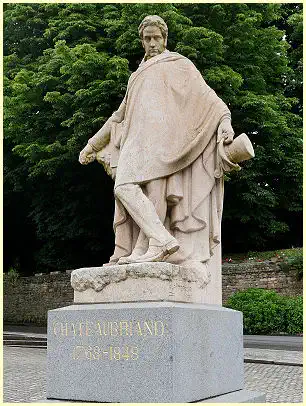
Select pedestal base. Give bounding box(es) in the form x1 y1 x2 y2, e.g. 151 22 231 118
200 389 266 403
47 302 244 403
38 389 266 403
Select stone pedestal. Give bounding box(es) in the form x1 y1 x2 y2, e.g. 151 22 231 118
47 302 244 403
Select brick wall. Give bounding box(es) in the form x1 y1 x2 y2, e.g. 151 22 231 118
4 263 302 326
222 262 302 303
4 273 74 326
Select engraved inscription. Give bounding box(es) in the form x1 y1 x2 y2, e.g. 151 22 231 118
51 318 168 361
52 319 168 338
72 345 139 361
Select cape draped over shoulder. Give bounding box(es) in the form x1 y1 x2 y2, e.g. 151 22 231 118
114 51 229 187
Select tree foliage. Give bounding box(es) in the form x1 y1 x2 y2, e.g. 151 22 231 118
4 3 303 275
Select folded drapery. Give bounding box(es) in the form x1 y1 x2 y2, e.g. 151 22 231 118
91 51 233 266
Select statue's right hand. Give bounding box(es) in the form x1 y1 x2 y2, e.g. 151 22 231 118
79 144 97 165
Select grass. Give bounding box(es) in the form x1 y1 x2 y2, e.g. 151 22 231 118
223 247 303 263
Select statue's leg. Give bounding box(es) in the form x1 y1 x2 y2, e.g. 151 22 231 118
117 230 148 264
144 179 167 220
104 215 135 266
114 183 179 262
104 198 135 266
118 179 167 264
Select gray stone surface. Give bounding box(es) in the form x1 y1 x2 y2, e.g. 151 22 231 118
47 302 244 402
3 347 303 403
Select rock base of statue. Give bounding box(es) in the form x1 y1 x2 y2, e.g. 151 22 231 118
47 301 248 403
71 262 222 305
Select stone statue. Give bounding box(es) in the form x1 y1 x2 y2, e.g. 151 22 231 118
49 18 257 399
79 15 254 295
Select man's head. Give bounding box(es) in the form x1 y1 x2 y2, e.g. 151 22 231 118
138 15 168 60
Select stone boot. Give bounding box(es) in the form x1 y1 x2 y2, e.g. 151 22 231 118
134 237 179 263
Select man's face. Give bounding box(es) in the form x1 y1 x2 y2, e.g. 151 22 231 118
142 26 166 60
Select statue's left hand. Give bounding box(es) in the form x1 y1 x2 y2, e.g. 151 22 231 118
217 119 234 144
79 144 97 165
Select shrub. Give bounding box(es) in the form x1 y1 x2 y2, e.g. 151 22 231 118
284 296 303 335
225 288 303 335
280 253 303 280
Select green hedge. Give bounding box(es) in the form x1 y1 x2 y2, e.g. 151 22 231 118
225 288 303 335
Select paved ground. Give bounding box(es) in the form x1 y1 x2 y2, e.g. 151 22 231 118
244 335 303 351
3 347 303 403
4 348 46 403
244 348 302 366
244 363 302 403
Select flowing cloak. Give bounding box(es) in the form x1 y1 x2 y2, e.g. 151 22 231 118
90 51 231 265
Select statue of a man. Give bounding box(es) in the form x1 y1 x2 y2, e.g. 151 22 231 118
79 15 243 283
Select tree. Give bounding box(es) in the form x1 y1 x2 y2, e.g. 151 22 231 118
4 3 302 275
176 3 302 251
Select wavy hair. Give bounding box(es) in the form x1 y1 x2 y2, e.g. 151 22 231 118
138 15 168 39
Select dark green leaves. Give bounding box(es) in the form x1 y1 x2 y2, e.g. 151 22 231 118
4 3 302 274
